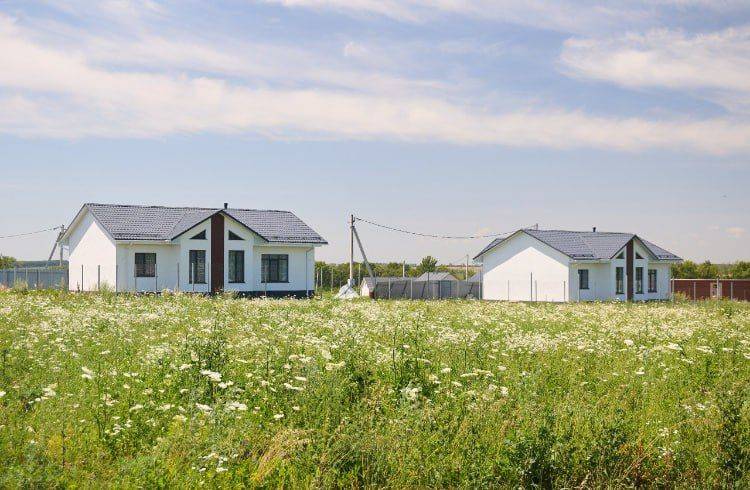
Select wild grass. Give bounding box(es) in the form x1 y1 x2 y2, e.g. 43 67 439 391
1 290 749 487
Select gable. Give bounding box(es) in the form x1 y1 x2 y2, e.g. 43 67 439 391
476 230 571 266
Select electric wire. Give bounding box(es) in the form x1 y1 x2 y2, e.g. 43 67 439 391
353 216 524 240
0 226 62 240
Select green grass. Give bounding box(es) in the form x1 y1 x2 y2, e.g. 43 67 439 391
1 290 749 487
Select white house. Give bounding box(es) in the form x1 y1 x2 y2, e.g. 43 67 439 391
60 203 326 297
473 228 681 302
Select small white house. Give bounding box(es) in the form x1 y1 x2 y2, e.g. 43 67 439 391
60 203 326 297
473 228 681 302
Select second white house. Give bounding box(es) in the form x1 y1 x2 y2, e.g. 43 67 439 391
473 228 681 302
60 203 327 297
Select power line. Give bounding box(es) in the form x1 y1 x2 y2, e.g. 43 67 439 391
353 216 522 240
0 226 62 240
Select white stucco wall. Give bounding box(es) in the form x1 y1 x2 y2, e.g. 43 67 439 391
480 232 571 302
67 211 117 291
115 243 179 292
569 262 611 301
253 245 315 293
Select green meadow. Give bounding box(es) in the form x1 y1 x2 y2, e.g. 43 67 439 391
1 291 749 487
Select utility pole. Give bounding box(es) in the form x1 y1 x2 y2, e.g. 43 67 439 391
59 224 65 266
349 214 355 287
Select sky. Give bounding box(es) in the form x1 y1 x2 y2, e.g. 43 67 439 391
0 0 749 264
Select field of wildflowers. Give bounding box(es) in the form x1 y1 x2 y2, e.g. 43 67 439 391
1 290 749 487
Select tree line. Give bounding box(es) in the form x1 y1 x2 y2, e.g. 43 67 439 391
671 260 750 279
315 256 478 289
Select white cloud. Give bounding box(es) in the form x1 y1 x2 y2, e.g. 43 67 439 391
2 13 750 153
560 26 750 111
727 226 746 238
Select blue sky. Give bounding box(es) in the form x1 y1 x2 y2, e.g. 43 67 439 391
0 0 749 263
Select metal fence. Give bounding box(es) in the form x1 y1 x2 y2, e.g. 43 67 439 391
0 267 68 290
370 279 481 300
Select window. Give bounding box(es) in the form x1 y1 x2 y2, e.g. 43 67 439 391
190 230 206 240
228 230 243 240
635 252 644 259
578 269 589 290
635 267 643 294
615 267 624 294
189 250 206 284
228 250 244 283
135 253 156 277
262 254 288 283
616 252 625 259
648 269 657 293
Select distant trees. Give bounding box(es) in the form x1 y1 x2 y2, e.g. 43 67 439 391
415 256 438 275
728 261 750 279
672 260 750 279
0 256 16 269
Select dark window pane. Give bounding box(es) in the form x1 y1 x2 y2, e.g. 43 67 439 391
648 269 657 292
229 250 244 283
636 267 643 294
190 230 206 240
261 254 289 283
228 230 243 241
135 253 156 277
578 269 589 290
189 250 206 284
616 267 624 294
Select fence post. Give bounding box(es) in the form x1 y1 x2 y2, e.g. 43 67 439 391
530 273 533 301
97 265 101 291
155 262 158 293
81 264 84 292
115 264 119 293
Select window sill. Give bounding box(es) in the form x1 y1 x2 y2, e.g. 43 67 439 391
228 281 245 284
136 276 156 278
189 283 207 285
261 282 290 284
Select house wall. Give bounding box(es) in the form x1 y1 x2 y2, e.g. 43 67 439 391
481 232 570 302
67 211 117 291
570 241 673 302
115 243 179 292
569 262 611 301
252 245 315 294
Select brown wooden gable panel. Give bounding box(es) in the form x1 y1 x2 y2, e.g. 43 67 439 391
211 213 224 293
626 239 634 300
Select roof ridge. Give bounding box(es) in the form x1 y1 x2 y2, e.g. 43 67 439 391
525 228 634 235
86 203 294 213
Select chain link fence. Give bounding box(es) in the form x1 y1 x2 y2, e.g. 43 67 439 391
366 278 481 300
0 267 68 290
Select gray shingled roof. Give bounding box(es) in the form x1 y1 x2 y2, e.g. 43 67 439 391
416 271 457 281
474 229 679 261
79 203 327 244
